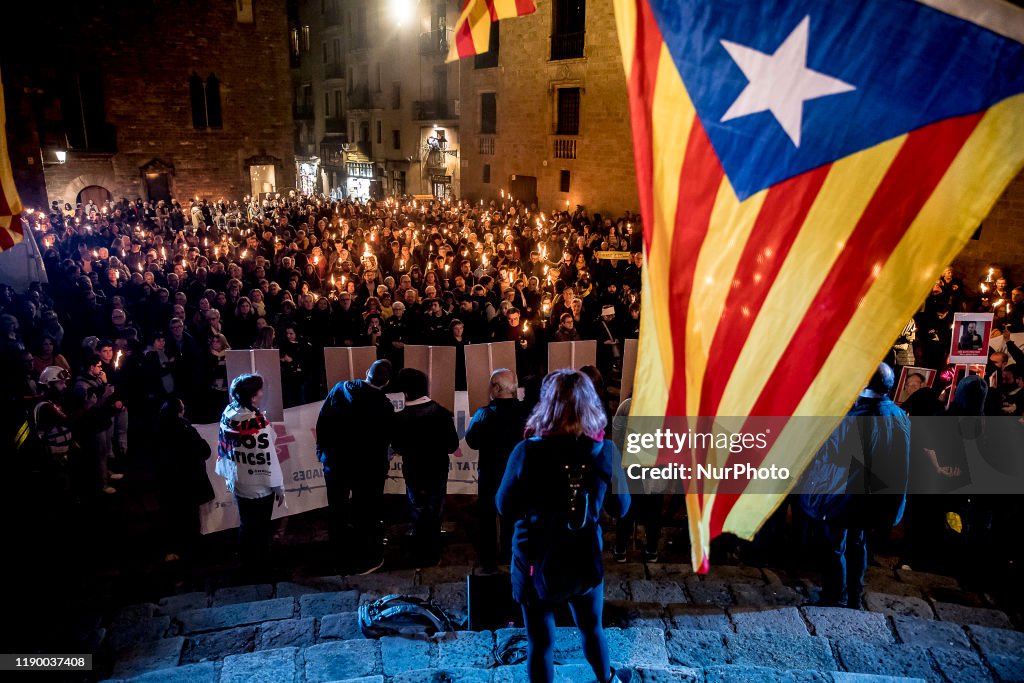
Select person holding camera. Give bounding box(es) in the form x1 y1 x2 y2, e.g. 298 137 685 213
496 369 632 683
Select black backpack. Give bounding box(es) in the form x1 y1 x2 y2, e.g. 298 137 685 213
522 438 607 605
358 594 455 637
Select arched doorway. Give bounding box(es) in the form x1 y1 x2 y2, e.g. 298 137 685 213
76 185 112 207
140 159 175 203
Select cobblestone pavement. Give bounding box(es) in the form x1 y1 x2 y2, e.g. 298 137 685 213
93 556 1023 683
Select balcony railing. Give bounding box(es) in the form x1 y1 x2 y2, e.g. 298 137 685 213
348 86 373 109
479 136 495 155
325 117 347 133
418 29 452 56
324 9 344 28
413 99 457 120
320 142 347 167
324 62 345 80
550 32 585 60
553 136 577 159
350 33 369 50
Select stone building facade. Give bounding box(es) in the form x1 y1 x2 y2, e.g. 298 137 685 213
289 0 463 201
459 0 639 217
2 0 294 209
952 171 1024 287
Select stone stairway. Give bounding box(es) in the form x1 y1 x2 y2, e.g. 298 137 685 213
95 563 1024 683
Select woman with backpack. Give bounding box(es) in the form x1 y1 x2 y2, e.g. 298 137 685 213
496 369 632 683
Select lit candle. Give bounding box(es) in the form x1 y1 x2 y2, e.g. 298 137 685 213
114 350 123 369
987 268 994 282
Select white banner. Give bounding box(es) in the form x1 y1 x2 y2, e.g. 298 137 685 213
198 391 481 534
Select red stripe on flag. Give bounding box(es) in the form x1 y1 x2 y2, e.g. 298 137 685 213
705 112 983 538
698 165 832 418
0 182 12 216
486 0 498 22
513 0 535 15
626 0 663 257
0 226 15 251
664 121 723 418
454 13 478 58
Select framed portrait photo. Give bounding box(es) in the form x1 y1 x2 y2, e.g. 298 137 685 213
894 366 936 405
949 312 994 364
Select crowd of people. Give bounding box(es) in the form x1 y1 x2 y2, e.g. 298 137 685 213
2 192 1021 633
4 193 641 500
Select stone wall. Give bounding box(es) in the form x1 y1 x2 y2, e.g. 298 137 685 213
459 1 639 217
951 169 1024 286
9 0 294 207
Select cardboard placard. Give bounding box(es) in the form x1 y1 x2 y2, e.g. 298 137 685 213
620 338 639 402
948 312 994 364
324 346 378 388
547 340 597 373
225 348 284 422
403 345 457 413
464 341 518 413
594 250 632 260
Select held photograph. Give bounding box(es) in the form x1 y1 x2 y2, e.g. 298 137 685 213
948 312 995 363
893 366 936 405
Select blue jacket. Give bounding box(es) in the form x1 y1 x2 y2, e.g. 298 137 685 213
799 393 911 527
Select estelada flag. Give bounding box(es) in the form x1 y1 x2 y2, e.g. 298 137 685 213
447 0 537 63
614 0 1024 572
0 68 25 253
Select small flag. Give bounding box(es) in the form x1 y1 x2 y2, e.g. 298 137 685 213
447 0 537 63
0 68 25 253
614 0 1024 573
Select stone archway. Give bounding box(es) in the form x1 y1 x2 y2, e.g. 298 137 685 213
60 173 116 207
76 185 112 206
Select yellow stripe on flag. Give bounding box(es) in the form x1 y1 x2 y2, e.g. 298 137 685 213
613 0 638 80
0 66 25 251
721 94 1024 540
629 45 695 418
714 135 907 419
684 177 767 417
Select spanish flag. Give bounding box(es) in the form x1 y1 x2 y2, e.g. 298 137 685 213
0 68 25 253
614 0 1024 573
447 0 537 63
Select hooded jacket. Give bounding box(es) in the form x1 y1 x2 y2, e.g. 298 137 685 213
216 403 283 499
316 379 395 478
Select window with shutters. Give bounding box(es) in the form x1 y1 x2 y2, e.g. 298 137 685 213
480 92 497 134
556 87 580 135
190 73 222 129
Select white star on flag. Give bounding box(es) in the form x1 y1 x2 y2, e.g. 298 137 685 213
720 16 855 147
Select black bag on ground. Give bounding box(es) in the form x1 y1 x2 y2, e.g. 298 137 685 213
358 594 454 637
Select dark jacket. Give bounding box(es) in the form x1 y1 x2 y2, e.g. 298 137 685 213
392 399 459 491
799 393 911 527
465 398 527 487
316 380 395 478
156 415 215 505
496 435 630 601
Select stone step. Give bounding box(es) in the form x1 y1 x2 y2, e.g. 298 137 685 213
106 657 937 683
102 622 1018 683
